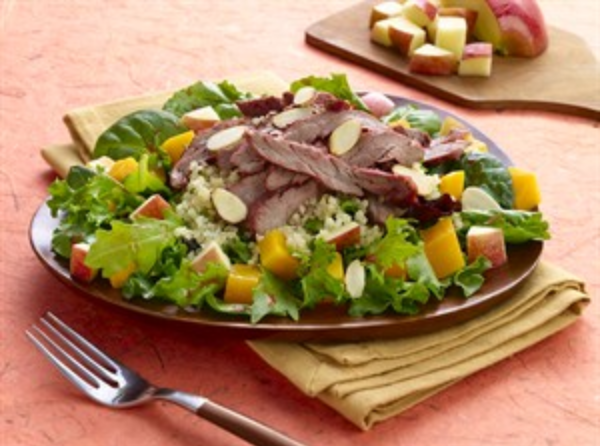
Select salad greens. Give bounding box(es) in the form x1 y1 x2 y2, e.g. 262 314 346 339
47 73 551 324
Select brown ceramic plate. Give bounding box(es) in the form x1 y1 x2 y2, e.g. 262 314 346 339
30 96 542 341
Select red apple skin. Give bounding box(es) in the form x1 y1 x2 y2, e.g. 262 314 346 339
191 242 231 274
70 243 98 283
462 42 493 59
466 226 508 268
404 0 438 26
388 19 426 57
409 46 458 76
495 0 548 57
323 222 361 250
130 194 171 220
361 92 395 118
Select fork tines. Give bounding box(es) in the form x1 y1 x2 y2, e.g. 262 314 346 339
26 312 119 393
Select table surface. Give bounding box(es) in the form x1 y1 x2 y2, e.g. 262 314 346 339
1 1 598 445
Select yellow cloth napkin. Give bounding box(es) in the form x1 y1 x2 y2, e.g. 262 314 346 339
40 72 590 431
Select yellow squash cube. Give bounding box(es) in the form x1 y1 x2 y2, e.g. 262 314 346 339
224 264 261 304
108 157 138 182
258 230 300 280
420 217 465 279
160 130 195 164
439 170 465 200
509 167 541 210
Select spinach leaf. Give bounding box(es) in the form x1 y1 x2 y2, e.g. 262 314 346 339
382 104 441 136
460 152 514 209
93 110 185 161
290 73 368 111
163 80 249 119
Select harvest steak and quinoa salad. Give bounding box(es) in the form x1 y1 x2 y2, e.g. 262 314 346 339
49 74 550 323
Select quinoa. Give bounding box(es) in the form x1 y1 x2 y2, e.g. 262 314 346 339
175 163 383 261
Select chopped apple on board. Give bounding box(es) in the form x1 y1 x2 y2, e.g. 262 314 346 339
435 16 467 59
409 44 457 76
458 42 493 77
402 0 438 27
389 17 427 57
370 1 405 28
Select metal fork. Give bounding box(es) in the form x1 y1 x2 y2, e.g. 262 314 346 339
26 312 305 446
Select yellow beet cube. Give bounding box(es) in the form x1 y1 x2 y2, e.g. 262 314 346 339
439 170 465 200
224 264 261 304
509 167 541 210
161 130 195 164
326 252 344 280
258 230 300 280
420 217 465 279
108 157 138 182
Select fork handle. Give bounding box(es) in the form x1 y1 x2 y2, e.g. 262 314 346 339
197 400 306 446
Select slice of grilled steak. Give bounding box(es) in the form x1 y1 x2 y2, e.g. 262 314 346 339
227 171 269 208
341 129 424 168
247 181 323 234
265 165 310 191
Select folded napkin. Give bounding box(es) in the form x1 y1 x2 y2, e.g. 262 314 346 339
41 72 590 431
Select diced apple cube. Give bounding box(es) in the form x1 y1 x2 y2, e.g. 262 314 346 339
371 17 399 47
370 1 405 28
130 194 171 220
408 44 457 76
458 42 493 77
182 106 221 132
70 243 98 283
438 6 478 38
402 0 438 27
321 222 361 250
191 241 232 274
389 17 427 57
360 92 396 118
435 16 467 59
467 226 507 268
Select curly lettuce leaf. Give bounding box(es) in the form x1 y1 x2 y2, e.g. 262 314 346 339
251 270 302 324
47 169 143 258
452 256 491 297
300 239 347 308
459 210 550 243
122 153 169 195
368 218 421 269
85 217 180 278
93 110 185 161
290 73 368 111
162 80 250 119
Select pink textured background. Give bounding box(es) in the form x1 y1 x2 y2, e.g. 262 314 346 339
0 1 598 445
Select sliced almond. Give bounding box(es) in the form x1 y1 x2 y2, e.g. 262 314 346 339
211 188 248 224
182 106 221 131
461 186 502 211
272 107 312 129
191 241 232 273
345 259 366 298
86 156 115 172
329 118 362 156
206 125 247 152
293 86 316 105
392 164 439 197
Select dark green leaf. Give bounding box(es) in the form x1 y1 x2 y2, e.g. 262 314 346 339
93 110 185 161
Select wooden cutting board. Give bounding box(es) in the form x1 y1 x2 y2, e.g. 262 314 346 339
306 1 600 119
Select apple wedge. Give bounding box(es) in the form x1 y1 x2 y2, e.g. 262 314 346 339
370 1 405 28
322 222 361 250
466 226 507 268
439 0 548 57
409 43 457 76
191 241 232 274
182 106 220 131
458 42 493 77
402 0 438 27
435 16 467 59
389 16 427 57
70 243 98 283
130 194 172 220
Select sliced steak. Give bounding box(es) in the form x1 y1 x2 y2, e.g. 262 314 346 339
227 171 269 208
283 110 385 144
236 95 285 118
342 129 424 168
353 168 418 207
247 181 323 234
265 166 310 191
366 195 406 226
248 131 363 196
229 142 266 175
170 118 246 189
423 139 469 167
393 126 431 148
309 92 353 112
